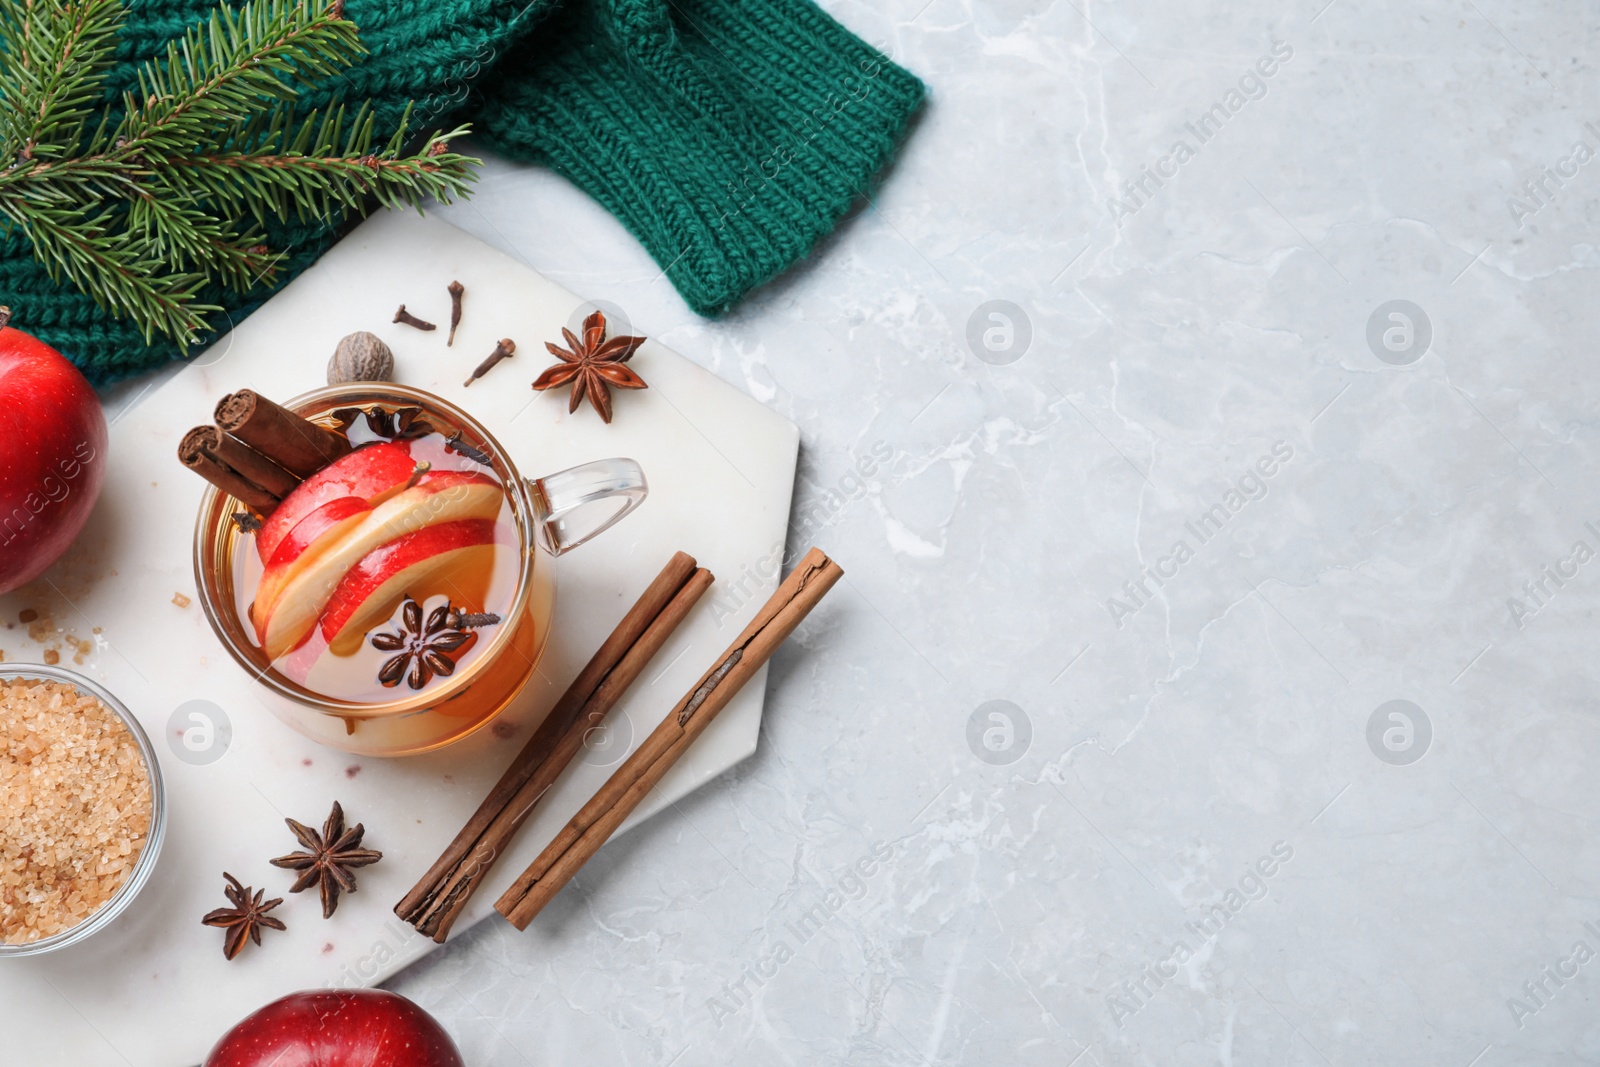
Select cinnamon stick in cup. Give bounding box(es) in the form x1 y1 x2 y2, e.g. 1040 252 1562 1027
178 427 284 512
496 547 843 931
214 389 351 479
396 551 713 941
183 426 300 499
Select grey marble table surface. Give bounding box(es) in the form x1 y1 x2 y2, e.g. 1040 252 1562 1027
105 2 1600 1063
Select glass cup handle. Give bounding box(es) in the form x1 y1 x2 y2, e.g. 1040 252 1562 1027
527 458 648 557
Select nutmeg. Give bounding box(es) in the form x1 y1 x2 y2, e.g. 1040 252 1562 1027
327 331 394 384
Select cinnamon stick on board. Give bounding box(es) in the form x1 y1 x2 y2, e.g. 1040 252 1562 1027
396 552 713 941
178 426 283 512
214 389 351 479
496 547 843 931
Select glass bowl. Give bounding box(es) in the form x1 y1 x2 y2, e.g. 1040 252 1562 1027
0 664 167 958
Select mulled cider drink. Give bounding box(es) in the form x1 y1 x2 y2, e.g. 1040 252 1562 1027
240 421 518 695
192 385 646 756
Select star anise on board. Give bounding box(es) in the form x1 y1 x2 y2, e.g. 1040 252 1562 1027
201 873 286 960
531 310 648 424
371 597 474 690
269 801 384 918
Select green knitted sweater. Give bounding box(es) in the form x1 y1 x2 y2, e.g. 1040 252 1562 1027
0 0 924 384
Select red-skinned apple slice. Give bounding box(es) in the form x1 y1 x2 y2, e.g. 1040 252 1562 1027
266 496 370 570
250 497 374 636
256 441 415 563
255 471 502 658
319 519 497 655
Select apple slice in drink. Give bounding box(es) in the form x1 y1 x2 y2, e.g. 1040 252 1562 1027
319 519 498 655
250 496 373 627
256 441 415 563
255 472 502 658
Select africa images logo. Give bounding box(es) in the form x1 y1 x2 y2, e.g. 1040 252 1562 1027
1107 841 1295 1028
1107 40 1295 225
1105 441 1295 629
0 439 98 547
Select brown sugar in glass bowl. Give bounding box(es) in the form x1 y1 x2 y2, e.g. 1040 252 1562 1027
0 665 166 956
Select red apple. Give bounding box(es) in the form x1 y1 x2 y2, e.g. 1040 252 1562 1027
204 988 464 1067
256 440 415 563
255 471 503 658
318 518 498 654
0 315 107 594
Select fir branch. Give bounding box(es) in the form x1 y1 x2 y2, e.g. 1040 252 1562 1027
0 0 124 162
111 0 361 155
162 109 476 224
0 0 479 349
125 188 281 292
2 197 216 342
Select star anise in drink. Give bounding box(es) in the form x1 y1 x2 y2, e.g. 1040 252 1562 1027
329 404 435 441
269 801 383 918
531 310 648 424
371 597 474 689
201 873 286 960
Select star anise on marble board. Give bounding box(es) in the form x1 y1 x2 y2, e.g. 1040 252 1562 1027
269 801 383 918
371 597 474 690
201 873 286 960
531 310 647 424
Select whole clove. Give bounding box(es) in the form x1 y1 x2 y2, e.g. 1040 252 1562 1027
393 304 436 331
447 610 502 630
447 281 465 346
403 461 432 491
463 338 515 387
445 431 493 467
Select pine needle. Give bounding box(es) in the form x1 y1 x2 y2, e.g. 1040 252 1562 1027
0 0 479 348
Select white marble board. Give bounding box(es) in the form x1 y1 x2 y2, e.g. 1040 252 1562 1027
0 211 800 1066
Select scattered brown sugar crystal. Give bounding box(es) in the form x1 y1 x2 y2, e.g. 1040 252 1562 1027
0 679 153 943
171 593 191 609
42 649 59 665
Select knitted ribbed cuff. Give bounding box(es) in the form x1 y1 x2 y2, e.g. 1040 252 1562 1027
476 0 925 316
